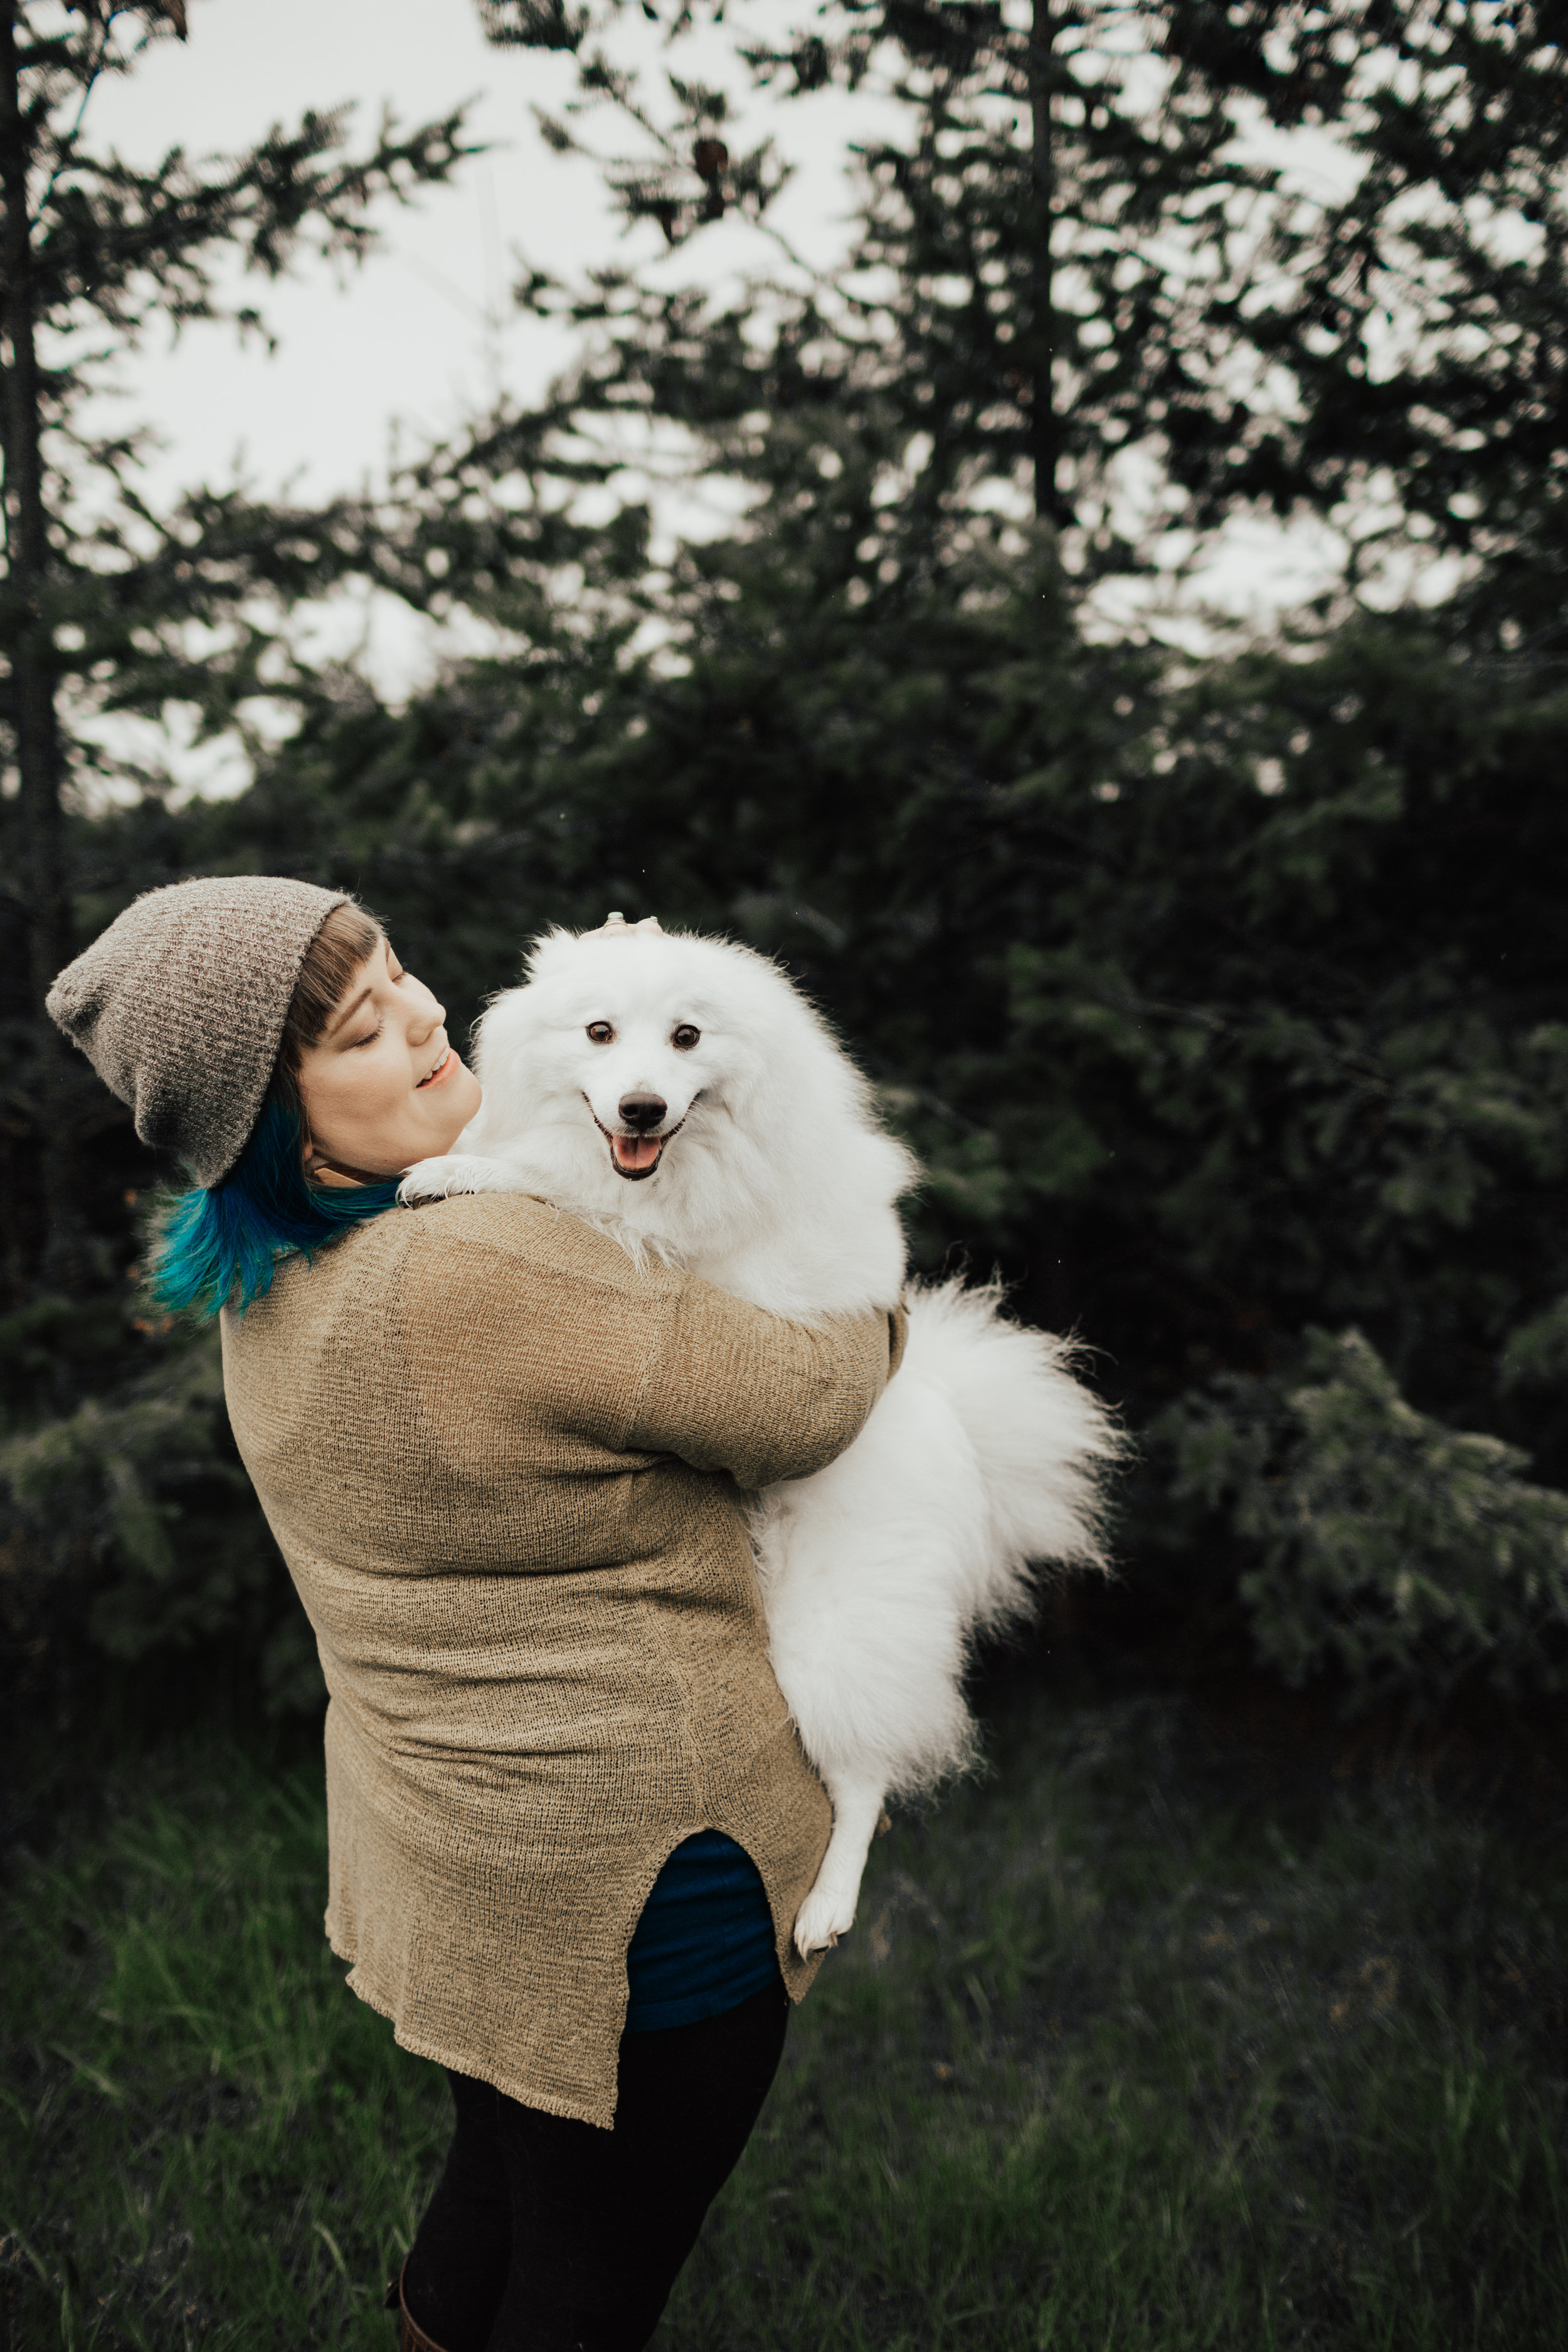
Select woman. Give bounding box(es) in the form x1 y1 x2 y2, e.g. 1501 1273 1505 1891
48 876 904 2352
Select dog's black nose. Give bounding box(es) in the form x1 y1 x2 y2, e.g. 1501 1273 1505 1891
618 1091 667 1132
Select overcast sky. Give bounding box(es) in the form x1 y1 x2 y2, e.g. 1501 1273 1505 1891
85 0 888 510
65 0 1406 784
65 0 914 774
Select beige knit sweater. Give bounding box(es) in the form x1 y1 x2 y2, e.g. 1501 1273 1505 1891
220 1193 899 2127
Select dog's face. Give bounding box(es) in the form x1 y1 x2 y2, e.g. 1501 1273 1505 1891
462 915 918 1308
569 988 726 1182
468 922 783 1205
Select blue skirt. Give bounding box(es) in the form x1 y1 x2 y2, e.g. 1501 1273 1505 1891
623 1830 781 2032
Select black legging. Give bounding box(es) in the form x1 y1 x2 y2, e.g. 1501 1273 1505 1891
401 1976 790 2352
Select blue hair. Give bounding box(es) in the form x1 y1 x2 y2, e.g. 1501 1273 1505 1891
149 1095 402 1318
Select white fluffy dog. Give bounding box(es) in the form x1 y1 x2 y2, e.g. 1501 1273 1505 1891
401 914 1120 1954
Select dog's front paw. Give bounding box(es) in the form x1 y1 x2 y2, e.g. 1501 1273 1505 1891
397 1154 503 1206
793 1878 861 1959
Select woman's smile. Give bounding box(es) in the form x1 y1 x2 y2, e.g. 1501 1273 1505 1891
418 1045 456 1089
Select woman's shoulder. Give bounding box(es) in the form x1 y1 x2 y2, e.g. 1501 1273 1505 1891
229 1194 682 1351
396 1192 680 1296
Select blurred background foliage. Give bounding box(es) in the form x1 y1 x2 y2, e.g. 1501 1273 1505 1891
5 0 1568 1732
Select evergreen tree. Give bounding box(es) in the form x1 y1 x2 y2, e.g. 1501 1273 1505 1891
0 0 472 1291
1162 1327 1568 1714
480 0 1568 617
12 0 1568 1714
480 0 1292 566
0 1 477 1719
351 0 1568 1686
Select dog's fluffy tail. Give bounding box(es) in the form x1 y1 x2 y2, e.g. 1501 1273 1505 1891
753 1275 1122 1806
899 1276 1123 1633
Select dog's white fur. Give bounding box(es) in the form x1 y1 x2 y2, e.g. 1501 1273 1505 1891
402 916 1120 1954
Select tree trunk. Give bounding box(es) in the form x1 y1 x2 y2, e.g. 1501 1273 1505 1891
1 0 85 1289
1028 0 1063 526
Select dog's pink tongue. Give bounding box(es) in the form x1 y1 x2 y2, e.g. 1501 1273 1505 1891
614 1134 662 1171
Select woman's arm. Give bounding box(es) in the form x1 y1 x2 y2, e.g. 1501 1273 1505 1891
627 1282 905 1489
396 1196 902 1490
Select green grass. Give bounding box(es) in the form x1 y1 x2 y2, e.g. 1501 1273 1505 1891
4 1688 1567 2348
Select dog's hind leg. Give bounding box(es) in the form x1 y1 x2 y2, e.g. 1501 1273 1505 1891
793 1773 887 1957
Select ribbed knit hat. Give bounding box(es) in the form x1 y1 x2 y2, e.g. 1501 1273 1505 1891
46 876 350 1187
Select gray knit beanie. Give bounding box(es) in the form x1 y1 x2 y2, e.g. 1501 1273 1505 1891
46 877 350 1187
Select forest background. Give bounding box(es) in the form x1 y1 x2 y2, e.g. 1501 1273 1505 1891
6 4 1568 2344
6 0 1568 1726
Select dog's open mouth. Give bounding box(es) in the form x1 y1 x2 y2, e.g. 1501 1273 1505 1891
588 1104 684 1182
611 1133 664 1177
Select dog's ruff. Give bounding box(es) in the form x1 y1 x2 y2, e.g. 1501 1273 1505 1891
401 918 1120 1955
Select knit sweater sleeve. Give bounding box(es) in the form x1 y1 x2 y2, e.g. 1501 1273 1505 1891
628 1278 901 1488
393 1196 900 1491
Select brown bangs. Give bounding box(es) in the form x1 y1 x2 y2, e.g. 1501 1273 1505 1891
272 898 385 1112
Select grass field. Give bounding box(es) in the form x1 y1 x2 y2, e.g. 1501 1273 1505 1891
3 1681 1566 2349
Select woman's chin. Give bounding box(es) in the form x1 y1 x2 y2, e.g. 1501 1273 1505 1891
422 1066 484 1148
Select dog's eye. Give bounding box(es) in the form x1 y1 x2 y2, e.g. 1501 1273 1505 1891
586 1021 614 1045
671 1024 701 1051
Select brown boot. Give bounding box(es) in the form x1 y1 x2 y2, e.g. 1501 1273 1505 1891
382 2260 449 2352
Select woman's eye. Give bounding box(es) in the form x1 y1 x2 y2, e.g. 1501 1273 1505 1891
586 1022 614 1045
672 1024 701 1051
351 1024 383 1050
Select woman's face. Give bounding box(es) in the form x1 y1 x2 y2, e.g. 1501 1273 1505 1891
296 937 482 1178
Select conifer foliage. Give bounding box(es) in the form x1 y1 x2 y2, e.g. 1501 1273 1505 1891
432 0 1568 1707
481 0 1568 601
6 1 1568 1720
0 2 472 1705
0 0 472 1286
